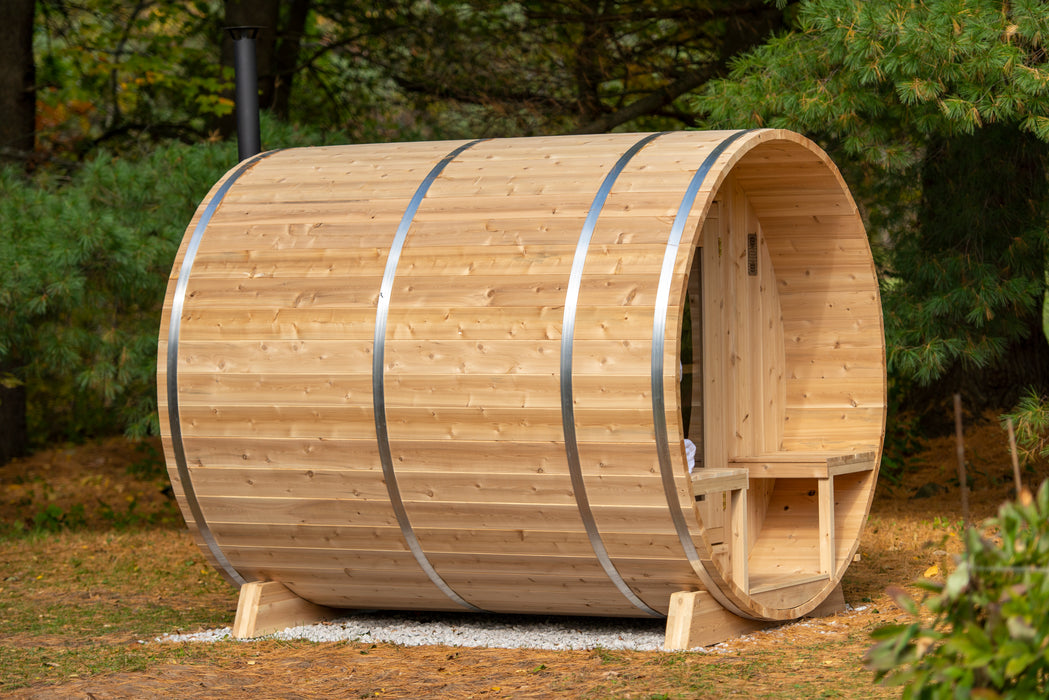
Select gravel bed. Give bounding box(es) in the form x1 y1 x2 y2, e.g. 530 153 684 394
156 604 871 651
157 610 671 651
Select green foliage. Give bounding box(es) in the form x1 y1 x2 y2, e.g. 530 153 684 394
888 126 1049 387
701 0 1049 154
880 377 925 485
867 480 1049 698
0 116 344 444
226 1 783 141
36 0 230 157
0 139 234 442
1002 389 1049 463
30 503 86 532
697 0 1049 390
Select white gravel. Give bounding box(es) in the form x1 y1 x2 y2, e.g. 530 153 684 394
156 605 871 651
157 610 672 651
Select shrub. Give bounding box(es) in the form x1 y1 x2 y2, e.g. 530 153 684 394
867 480 1049 698
1002 389 1049 465
0 115 351 445
0 140 236 442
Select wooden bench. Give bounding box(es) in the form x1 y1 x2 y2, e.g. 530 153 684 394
727 450 876 579
727 451 876 479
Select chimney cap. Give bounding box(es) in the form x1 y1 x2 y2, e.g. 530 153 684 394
226 26 263 40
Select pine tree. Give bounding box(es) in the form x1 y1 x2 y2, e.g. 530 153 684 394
696 0 1049 412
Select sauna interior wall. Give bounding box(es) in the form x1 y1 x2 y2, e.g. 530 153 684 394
734 142 885 454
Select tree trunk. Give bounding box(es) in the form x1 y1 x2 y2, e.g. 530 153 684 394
0 0 36 167
0 371 28 465
271 0 311 121
0 0 33 461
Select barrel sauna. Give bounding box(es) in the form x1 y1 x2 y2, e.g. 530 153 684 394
158 129 886 642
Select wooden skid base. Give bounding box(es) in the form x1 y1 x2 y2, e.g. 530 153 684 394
663 591 773 650
663 584 848 650
232 581 335 639
228 582 844 645
804 583 846 619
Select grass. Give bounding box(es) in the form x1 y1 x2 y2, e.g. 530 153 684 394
0 529 234 691
0 522 897 698
2 423 1045 698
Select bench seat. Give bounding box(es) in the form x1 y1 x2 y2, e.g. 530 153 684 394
728 450 876 479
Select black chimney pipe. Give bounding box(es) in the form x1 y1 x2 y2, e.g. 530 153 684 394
226 26 262 161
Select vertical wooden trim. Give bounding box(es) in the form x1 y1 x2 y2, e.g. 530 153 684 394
730 488 749 592
701 212 729 479
561 132 666 617
818 477 835 576
166 150 279 588
372 139 488 613
729 180 749 457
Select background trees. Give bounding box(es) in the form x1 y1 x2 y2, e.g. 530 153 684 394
698 0 1049 424
1 0 786 461
0 0 36 164
302 0 786 137
0 0 37 463
1 0 1048 463
23 0 788 156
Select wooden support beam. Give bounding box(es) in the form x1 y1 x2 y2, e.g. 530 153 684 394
663 591 772 650
689 467 750 494
232 580 335 639
818 477 835 576
804 583 846 619
730 487 748 591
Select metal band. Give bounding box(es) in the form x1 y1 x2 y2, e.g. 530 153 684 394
373 140 487 613
561 132 666 617
167 150 279 587
651 130 758 619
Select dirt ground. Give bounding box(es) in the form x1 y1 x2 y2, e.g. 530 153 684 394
2 412 1046 699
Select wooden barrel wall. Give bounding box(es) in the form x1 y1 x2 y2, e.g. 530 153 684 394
159 129 886 622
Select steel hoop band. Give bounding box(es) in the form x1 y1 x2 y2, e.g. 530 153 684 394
561 132 667 617
166 150 280 588
372 140 489 613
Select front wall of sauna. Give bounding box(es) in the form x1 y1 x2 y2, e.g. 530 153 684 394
678 137 885 611
159 130 886 621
